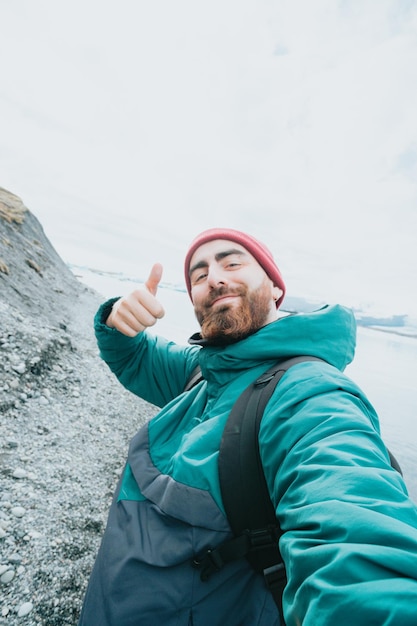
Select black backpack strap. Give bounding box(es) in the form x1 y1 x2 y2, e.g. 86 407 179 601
388 449 403 475
183 365 203 392
193 355 324 624
219 356 325 535
219 356 324 620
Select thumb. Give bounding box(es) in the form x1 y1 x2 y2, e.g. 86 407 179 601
145 263 163 296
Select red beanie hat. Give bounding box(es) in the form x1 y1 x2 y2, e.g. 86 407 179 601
184 228 286 308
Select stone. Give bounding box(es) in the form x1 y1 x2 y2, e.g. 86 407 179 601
17 602 33 617
11 363 26 375
12 468 27 479
0 569 15 584
10 507 26 518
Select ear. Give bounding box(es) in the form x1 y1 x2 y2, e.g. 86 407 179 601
272 286 283 303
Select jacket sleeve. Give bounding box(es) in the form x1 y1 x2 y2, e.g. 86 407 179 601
259 361 417 626
94 299 200 408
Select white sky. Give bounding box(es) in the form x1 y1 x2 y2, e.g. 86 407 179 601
1 0 416 315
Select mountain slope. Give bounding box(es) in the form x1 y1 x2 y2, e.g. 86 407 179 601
0 187 156 624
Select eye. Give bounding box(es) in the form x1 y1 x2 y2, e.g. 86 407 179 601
191 271 207 285
225 260 241 270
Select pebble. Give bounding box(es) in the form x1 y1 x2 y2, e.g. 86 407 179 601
10 507 26 518
17 602 33 617
28 530 43 539
0 569 15 584
12 468 27 479
11 363 26 375
0 527 7 538
8 553 23 564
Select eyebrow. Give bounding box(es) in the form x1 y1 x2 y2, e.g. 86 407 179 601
189 248 246 276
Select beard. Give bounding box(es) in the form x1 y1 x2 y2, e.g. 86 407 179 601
194 279 274 345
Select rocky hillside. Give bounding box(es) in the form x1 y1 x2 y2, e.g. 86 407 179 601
0 188 156 625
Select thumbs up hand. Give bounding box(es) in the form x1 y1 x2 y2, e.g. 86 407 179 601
106 263 165 337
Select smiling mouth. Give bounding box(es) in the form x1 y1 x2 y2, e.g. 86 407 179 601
211 294 240 307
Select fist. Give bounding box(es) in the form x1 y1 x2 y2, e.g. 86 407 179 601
106 263 165 337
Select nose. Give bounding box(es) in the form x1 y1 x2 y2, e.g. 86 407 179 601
206 265 227 288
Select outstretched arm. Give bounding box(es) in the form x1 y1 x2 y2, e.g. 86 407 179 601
260 362 417 626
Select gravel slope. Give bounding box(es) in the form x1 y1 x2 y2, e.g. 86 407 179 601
0 188 157 624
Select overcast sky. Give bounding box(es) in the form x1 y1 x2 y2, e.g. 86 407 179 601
1 0 416 315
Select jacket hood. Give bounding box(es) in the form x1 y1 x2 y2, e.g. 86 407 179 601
192 304 356 387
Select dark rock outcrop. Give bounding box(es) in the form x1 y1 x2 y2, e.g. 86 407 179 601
0 187 94 326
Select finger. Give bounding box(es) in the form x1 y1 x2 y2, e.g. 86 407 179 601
145 263 163 296
113 318 143 338
108 300 155 336
128 288 165 321
124 294 163 327
105 298 141 335
117 289 164 328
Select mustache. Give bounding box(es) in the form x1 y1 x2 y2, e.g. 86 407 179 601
202 286 245 308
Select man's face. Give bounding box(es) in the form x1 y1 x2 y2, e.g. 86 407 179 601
189 240 282 343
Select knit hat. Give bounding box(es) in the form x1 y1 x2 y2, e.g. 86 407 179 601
184 228 286 308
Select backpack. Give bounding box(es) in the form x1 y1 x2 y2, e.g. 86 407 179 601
188 356 402 625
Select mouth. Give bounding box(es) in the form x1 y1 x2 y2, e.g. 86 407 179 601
210 294 240 308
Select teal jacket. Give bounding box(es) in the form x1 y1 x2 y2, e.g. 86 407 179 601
79 303 417 626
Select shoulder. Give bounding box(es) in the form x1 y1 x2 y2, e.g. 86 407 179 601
259 359 381 466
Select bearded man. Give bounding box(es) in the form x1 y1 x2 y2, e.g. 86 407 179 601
78 228 417 626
